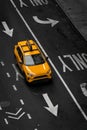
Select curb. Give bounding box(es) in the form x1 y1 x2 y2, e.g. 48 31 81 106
55 0 87 42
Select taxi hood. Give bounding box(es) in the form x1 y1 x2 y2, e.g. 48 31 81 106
25 62 50 75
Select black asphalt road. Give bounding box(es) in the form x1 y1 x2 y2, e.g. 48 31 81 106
0 0 87 130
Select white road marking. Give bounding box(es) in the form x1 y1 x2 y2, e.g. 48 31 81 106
12 64 24 81
27 113 32 119
8 112 25 120
33 16 59 27
20 99 24 105
10 0 87 120
6 108 25 120
0 106 2 110
12 85 17 91
6 108 22 115
0 61 5 66
80 83 87 97
42 93 58 116
58 56 73 72
6 72 11 78
19 0 28 7
2 21 14 37
4 118 8 125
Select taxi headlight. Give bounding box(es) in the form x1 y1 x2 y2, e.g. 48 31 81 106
47 70 51 74
27 73 34 77
29 73 34 77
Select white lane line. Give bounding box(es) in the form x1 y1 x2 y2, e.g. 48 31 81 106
10 0 48 58
0 61 5 66
0 106 2 110
6 72 11 78
12 85 17 91
4 118 8 125
20 99 24 105
27 113 32 119
10 0 87 120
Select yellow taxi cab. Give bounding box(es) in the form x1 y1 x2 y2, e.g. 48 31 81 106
14 40 52 83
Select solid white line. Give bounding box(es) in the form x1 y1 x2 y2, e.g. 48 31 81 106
20 99 24 105
48 58 87 120
12 85 17 91
10 0 48 58
4 118 8 125
10 0 87 120
6 72 11 78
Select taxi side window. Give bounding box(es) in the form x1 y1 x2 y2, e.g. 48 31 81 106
17 47 23 61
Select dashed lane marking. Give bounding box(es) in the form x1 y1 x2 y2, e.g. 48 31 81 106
20 99 24 105
0 106 2 110
0 61 5 66
12 85 17 91
10 0 87 120
27 113 32 119
4 118 8 125
6 72 11 78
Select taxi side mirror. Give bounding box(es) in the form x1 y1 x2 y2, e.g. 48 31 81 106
46 57 48 60
19 61 22 64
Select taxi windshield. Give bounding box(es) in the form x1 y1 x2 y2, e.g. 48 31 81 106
24 54 45 66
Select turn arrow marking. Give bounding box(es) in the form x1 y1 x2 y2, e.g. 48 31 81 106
33 16 59 27
2 21 14 37
42 93 58 116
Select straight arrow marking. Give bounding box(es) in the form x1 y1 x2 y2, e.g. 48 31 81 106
42 93 58 116
2 21 14 37
43 93 54 107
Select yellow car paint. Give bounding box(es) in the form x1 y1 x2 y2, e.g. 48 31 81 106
14 40 52 83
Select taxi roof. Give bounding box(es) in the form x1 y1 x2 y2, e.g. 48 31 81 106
18 40 40 55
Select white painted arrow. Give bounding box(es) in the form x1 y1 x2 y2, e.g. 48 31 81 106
2 21 14 37
42 93 58 116
33 16 59 27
